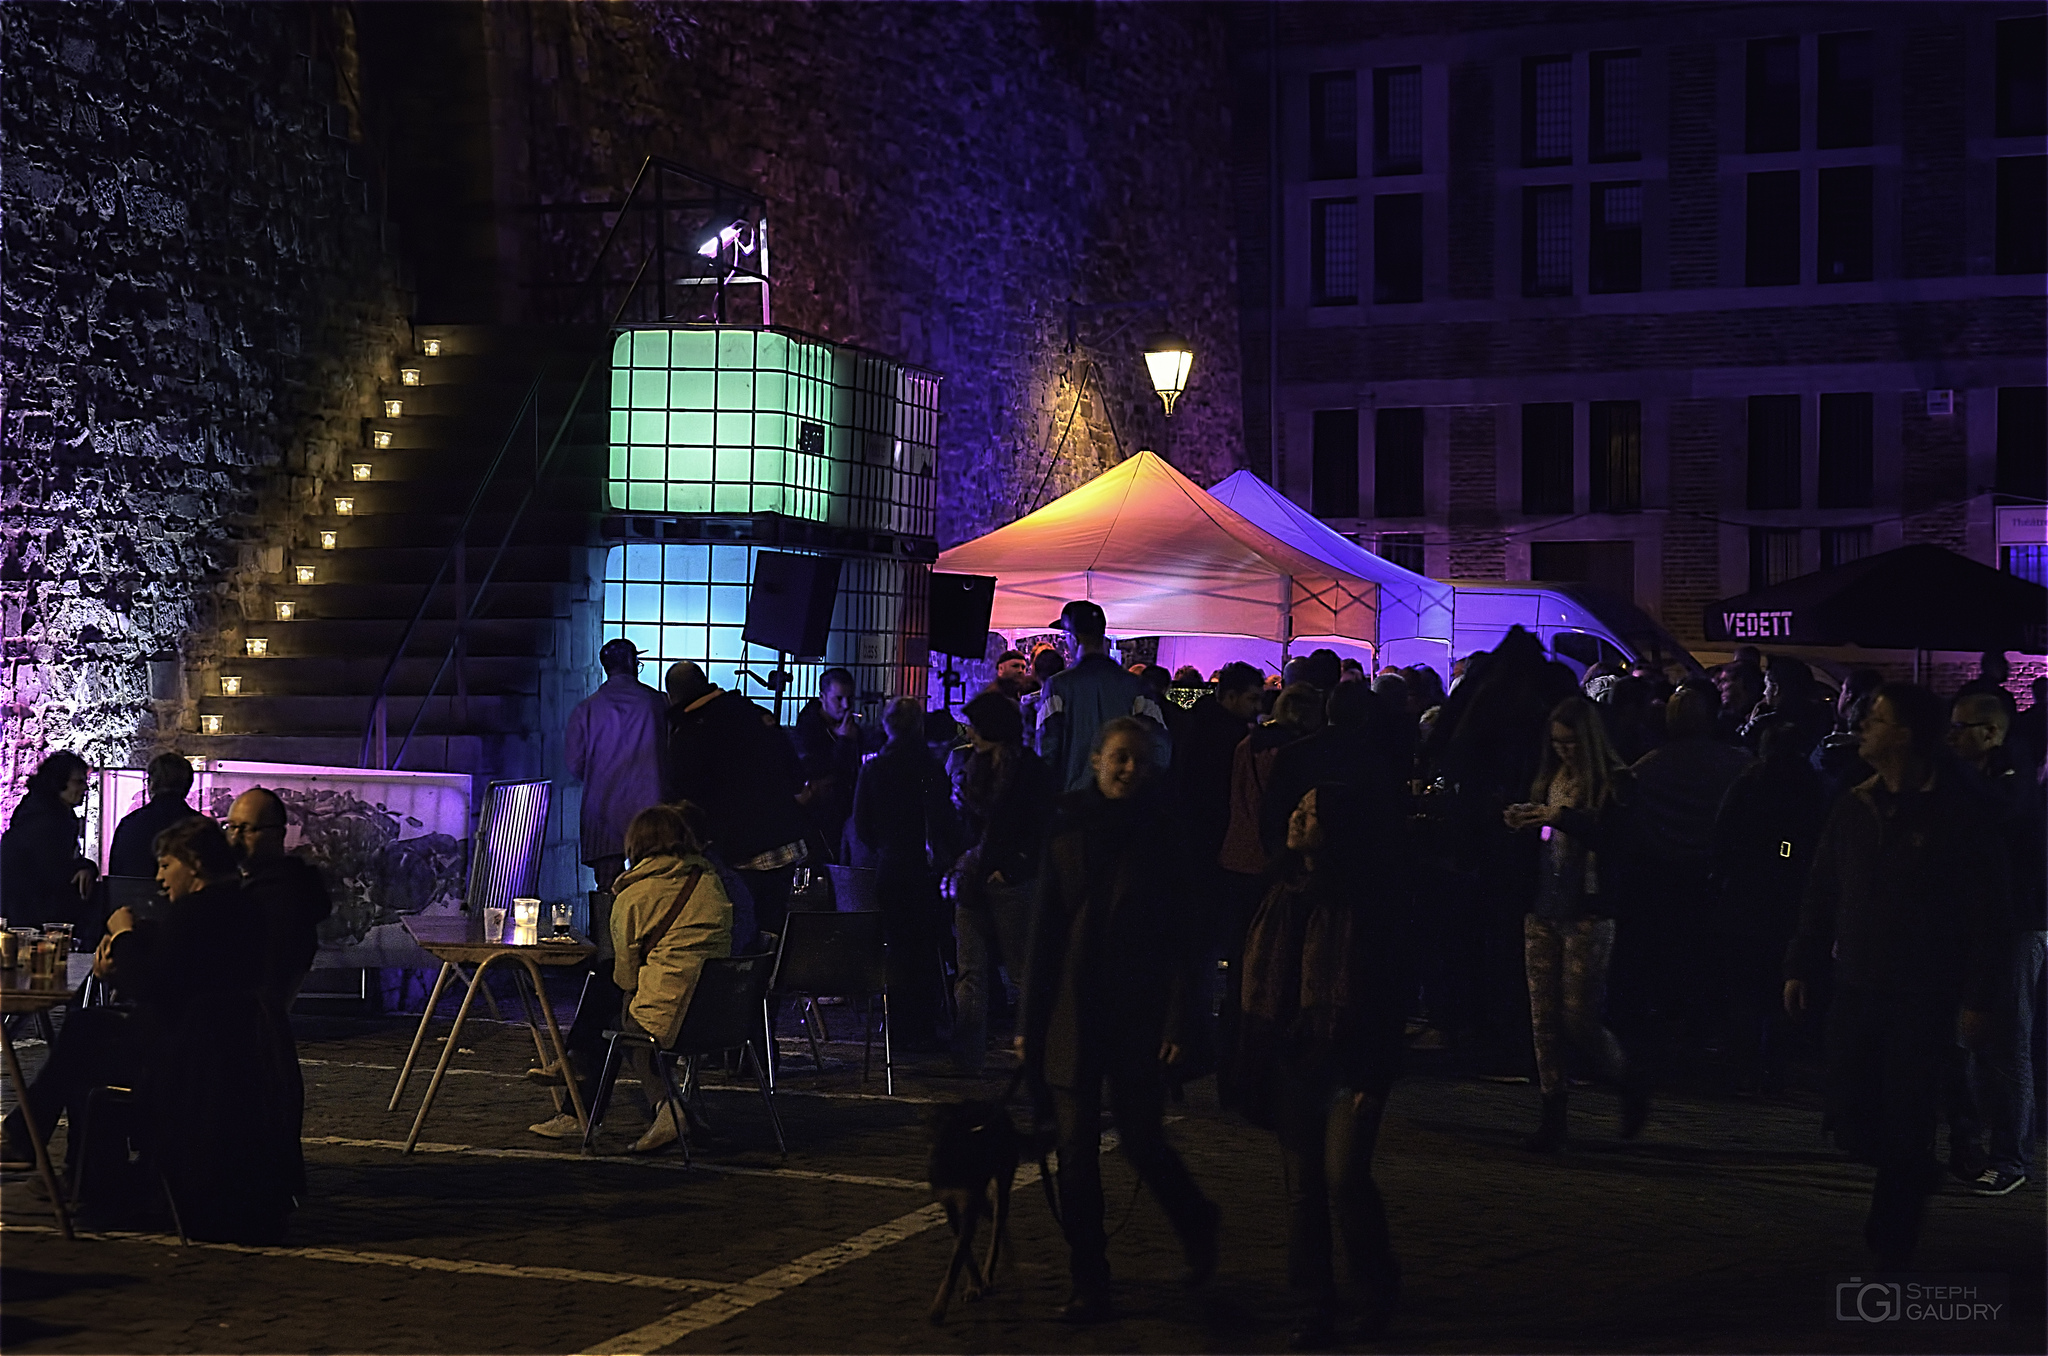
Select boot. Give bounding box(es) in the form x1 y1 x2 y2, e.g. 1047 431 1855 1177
1521 1091 1568 1153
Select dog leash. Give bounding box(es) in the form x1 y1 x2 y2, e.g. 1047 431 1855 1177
1001 1064 1144 1240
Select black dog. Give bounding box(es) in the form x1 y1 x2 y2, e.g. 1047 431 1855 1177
924 1098 1022 1323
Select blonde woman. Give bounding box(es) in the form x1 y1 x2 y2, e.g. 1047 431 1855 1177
607 802 733 1154
1503 696 1649 1151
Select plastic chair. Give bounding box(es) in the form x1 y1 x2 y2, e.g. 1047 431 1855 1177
582 954 786 1161
770 910 892 1095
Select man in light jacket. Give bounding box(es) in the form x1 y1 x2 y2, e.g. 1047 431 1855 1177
565 639 669 891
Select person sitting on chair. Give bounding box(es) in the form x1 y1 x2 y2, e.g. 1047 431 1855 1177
532 803 733 1153
4 816 299 1242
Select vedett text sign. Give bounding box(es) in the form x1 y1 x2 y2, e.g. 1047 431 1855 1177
1721 610 1796 639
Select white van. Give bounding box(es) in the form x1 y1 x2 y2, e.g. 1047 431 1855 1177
1446 581 1702 681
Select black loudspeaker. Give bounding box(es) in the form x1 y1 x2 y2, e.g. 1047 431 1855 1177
744 551 841 658
928 572 997 658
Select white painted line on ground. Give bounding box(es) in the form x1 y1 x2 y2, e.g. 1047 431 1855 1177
576 1155 1052 1356
0 1222 726 1293
301 1056 953 1102
302 1134 929 1190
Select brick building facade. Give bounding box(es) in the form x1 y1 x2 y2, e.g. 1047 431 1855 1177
1233 2 2047 649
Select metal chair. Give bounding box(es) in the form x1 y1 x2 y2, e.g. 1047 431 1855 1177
582 954 785 1161
770 910 892 1095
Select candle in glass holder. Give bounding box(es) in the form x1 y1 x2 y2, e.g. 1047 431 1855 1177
511 897 542 947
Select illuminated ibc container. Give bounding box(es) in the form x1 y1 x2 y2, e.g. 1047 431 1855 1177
352 463 373 481
400 368 421 386
602 326 938 702
422 338 441 357
245 638 268 657
373 430 393 449
296 565 317 585
319 531 338 550
274 601 296 622
219 675 242 697
333 497 354 516
383 400 403 418
201 714 223 735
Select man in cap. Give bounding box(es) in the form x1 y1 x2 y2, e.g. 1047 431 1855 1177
1036 600 1171 793
565 639 670 891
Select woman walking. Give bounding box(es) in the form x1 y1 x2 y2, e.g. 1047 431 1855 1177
1238 784 1408 1348
1022 716 1219 1322
1504 695 1648 1151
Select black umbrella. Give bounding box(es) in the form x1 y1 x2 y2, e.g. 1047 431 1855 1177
1704 544 2048 654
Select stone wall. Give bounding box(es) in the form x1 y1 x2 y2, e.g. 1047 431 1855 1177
479 0 1247 549
1 2 412 812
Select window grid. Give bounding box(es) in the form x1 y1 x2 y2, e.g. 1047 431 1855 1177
1376 533 1426 574
1997 387 2048 502
603 544 927 708
1311 198 1361 305
1746 170 1801 286
1374 67 1423 175
1749 528 1803 589
1311 409 1361 519
1522 403 1574 515
1524 56 1573 165
1523 186 1573 296
1746 37 1801 153
1374 407 1426 518
1309 72 1359 180
1747 395 1803 510
1590 182 1643 294
1589 401 1642 512
1818 32 1874 149
1996 157 2048 275
1373 194 1424 303
1817 166 1874 283
1996 16 2047 138
1590 51 1642 161
1818 392 1874 508
1821 526 1873 569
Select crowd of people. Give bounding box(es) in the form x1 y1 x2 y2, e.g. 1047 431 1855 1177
2 617 2037 1322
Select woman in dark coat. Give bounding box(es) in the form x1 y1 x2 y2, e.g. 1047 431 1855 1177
1022 716 1220 1322
1504 695 1649 1151
0 750 98 927
1237 783 1408 1348
851 698 958 1046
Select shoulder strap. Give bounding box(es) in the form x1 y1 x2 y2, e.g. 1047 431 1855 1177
631 867 705 967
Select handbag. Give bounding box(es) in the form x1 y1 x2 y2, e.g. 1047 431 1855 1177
629 868 704 967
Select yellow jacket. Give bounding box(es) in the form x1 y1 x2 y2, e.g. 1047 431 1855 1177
609 852 733 1047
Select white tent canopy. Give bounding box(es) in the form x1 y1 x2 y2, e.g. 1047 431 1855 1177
935 452 1378 644
1207 470 1454 671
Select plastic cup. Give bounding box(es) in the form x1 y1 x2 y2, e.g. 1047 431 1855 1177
483 906 507 944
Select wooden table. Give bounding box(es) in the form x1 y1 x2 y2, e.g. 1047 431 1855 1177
388 918 596 1153
2 954 94 1240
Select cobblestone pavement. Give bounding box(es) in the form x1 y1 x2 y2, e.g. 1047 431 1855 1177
2 995 2041 1355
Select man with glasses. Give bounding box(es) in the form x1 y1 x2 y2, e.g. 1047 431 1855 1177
1945 692 2044 1197
1784 684 2007 1267
228 788 333 1007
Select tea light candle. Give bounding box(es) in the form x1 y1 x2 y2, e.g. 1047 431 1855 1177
220 675 242 697
320 531 338 550
373 430 393 449
245 638 268 657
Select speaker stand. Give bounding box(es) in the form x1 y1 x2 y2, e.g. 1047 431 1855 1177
737 653 792 724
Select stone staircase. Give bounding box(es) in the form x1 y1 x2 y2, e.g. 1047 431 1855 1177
191 324 610 785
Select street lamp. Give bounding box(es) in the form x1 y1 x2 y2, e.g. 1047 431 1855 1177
1144 333 1194 418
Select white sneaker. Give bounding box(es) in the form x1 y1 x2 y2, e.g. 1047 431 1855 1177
631 1102 682 1155
527 1112 581 1139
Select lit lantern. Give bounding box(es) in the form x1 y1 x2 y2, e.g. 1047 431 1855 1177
401 368 421 386
352 463 373 481
422 339 441 357
1144 333 1195 417
319 531 338 550
274 601 296 622
295 565 316 585
201 714 223 734
383 400 403 418
245 638 268 657
333 497 354 515
373 430 393 449
220 675 242 697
